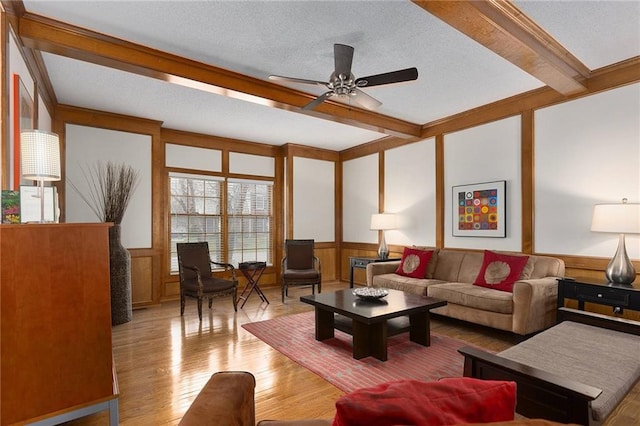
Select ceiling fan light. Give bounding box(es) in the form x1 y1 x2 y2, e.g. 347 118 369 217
273 44 416 111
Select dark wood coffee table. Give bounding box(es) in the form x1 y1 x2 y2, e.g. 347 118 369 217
300 288 446 361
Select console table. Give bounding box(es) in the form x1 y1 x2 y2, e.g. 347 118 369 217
0 223 118 425
557 277 640 317
349 256 401 288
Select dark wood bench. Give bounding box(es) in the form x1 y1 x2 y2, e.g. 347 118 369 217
459 308 640 425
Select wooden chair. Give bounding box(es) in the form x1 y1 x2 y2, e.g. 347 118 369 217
281 239 321 303
177 242 238 320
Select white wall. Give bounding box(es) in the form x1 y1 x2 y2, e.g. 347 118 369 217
292 157 334 242
535 83 640 259
229 152 274 177
166 144 221 172
38 97 52 132
444 116 522 251
65 124 152 249
343 154 378 243
384 138 437 246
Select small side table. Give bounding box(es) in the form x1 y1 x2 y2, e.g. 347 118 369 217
557 277 640 318
349 256 401 288
237 261 268 308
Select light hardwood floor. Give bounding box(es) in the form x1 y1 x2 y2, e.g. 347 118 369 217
67 281 639 425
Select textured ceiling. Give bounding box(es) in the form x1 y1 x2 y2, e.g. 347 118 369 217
20 0 640 151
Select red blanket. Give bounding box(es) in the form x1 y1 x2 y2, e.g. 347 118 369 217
332 377 516 426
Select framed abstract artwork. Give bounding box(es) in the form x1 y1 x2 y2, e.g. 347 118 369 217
452 180 506 237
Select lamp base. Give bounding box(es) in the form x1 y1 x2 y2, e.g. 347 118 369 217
377 232 389 260
605 234 636 285
38 179 46 223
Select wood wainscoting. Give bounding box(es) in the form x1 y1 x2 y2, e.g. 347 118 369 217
314 243 338 283
130 248 161 308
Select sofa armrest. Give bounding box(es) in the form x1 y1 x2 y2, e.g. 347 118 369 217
366 261 400 286
179 371 256 426
512 277 559 335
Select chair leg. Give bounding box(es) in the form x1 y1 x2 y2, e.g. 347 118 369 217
318 281 321 293
180 291 185 316
312 284 315 295
232 287 238 312
281 283 286 303
208 297 213 309
197 297 203 321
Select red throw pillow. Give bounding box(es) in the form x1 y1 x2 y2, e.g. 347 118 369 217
473 250 529 292
331 377 516 426
395 247 433 278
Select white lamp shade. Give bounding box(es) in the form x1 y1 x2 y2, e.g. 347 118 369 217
20 130 61 181
370 213 397 230
591 203 640 234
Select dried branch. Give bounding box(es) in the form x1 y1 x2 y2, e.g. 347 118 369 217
67 161 140 224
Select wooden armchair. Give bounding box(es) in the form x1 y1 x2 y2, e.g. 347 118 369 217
281 239 321 303
177 242 238 320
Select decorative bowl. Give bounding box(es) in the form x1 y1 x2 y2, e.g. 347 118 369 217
352 287 389 300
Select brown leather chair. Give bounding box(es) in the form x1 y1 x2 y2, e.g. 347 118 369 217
177 242 238 320
281 239 321 302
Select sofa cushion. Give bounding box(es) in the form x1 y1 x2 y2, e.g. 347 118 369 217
474 251 529 292
432 250 486 283
395 247 434 278
428 282 514 314
332 377 516 426
414 246 439 278
373 274 446 296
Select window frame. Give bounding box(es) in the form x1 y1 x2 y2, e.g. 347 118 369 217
226 178 274 267
167 172 274 274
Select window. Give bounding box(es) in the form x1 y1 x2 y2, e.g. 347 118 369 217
169 174 273 273
227 179 273 266
169 174 223 272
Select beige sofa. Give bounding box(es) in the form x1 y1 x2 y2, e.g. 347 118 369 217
366 248 565 335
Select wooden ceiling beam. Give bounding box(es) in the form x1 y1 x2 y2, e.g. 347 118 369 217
16 12 421 139
412 0 589 96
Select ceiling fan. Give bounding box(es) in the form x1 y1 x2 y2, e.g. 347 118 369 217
269 43 418 111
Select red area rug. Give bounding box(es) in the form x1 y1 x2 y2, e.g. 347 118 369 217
242 311 475 393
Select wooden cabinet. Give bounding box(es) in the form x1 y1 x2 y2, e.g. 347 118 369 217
0 223 117 425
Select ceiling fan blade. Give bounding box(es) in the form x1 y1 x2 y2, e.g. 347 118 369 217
351 88 383 110
302 91 335 110
355 67 418 88
334 44 354 79
269 75 328 87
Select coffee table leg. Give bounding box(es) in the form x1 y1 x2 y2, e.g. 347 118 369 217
353 321 387 361
409 311 429 346
315 308 334 341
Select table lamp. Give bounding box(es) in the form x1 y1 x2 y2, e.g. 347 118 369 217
370 213 397 259
591 198 640 285
20 130 61 223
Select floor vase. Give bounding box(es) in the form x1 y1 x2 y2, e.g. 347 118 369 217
109 224 132 325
